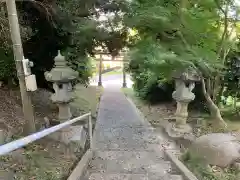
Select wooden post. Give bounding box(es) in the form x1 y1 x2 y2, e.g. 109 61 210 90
122 61 127 88
6 0 36 135
98 54 102 86
0 129 5 145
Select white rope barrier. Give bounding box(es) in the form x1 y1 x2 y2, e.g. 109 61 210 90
0 112 91 156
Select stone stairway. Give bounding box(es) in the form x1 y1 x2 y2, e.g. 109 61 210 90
81 86 183 180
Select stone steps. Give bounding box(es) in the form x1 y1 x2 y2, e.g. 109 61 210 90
94 140 164 152
88 160 171 174
83 171 183 180
95 124 152 129
93 150 165 161
83 88 184 180
94 126 166 151
89 151 171 175
81 149 183 180
86 172 148 180
95 127 164 144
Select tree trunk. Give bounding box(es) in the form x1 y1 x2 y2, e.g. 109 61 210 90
216 82 224 107
233 96 237 110
212 77 220 103
201 78 227 129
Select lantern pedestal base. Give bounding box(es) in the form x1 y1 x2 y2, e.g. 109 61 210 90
58 103 72 122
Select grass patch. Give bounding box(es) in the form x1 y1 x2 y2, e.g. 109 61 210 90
103 70 123 76
72 84 103 118
121 87 144 105
121 87 135 97
181 151 239 180
93 70 122 77
0 139 78 180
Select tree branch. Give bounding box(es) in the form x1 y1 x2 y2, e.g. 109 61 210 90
201 77 208 97
216 5 229 59
214 0 225 14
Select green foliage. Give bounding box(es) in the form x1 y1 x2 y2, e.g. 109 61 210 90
0 5 17 84
0 4 10 50
126 38 175 102
126 0 223 76
223 48 240 98
125 0 240 105
0 48 16 84
0 0 131 87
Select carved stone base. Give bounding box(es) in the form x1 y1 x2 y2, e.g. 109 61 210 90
166 122 194 140
58 103 72 122
172 123 192 134
175 101 189 126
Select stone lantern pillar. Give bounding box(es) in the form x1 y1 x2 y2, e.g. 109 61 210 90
45 50 78 122
172 69 200 133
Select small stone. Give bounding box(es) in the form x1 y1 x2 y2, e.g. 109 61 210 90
70 126 87 149
44 117 50 128
0 170 14 180
234 162 240 170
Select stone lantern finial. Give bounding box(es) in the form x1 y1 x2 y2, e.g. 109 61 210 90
54 50 67 68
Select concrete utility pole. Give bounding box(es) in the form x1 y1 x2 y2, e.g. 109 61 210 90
6 0 36 135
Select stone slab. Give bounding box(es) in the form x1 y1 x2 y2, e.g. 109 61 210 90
94 150 165 162
89 157 171 174
48 125 87 149
88 172 148 180
95 127 162 144
149 174 183 180
94 140 164 152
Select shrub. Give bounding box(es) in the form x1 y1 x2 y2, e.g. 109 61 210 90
0 48 17 86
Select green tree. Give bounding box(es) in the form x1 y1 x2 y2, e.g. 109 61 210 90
126 0 240 128
0 0 129 87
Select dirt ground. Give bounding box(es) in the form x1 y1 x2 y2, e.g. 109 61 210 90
0 85 103 180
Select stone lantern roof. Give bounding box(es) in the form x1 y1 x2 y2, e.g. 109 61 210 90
172 68 200 82
45 50 78 83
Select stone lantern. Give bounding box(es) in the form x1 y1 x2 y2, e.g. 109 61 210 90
172 68 200 133
45 50 78 122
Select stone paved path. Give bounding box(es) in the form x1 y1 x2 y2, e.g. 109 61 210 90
82 86 183 180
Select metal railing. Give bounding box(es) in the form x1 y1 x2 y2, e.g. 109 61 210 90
0 112 93 156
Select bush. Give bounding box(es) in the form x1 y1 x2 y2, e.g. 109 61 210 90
0 48 18 86
128 57 207 108
131 73 174 104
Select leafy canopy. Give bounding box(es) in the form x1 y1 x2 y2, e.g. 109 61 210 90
126 0 238 79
